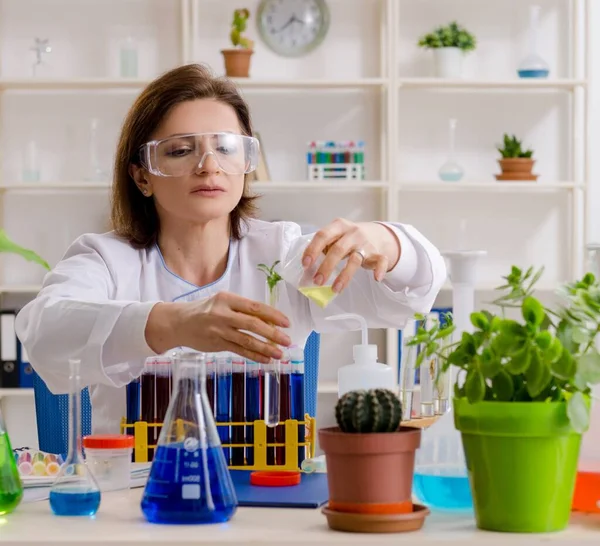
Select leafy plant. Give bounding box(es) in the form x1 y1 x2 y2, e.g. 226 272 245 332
229 8 254 49
498 134 534 159
417 21 476 52
408 265 600 433
257 260 282 306
0 229 49 270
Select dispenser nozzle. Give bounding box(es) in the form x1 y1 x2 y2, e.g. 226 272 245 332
325 313 369 345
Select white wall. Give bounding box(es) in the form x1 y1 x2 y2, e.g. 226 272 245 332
0 0 597 448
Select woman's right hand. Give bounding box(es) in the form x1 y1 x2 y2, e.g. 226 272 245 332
146 292 291 363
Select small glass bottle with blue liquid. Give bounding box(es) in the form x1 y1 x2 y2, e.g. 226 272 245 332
517 5 550 79
49 359 101 517
141 351 237 524
438 118 464 182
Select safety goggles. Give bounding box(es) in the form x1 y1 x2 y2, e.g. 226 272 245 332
139 132 260 177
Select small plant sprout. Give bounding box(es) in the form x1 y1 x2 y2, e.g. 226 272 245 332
497 134 534 159
230 8 254 49
257 260 283 305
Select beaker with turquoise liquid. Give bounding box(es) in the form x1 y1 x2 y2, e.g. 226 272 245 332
411 250 486 512
438 118 464 182
517 5 550 78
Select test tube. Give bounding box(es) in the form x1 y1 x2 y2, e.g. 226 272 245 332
216 352 232 464
141 356 173 459
231 354 246 466
290 346 306 467
245 360 262 465
126 377 140 424
206 353 216 415
400 320 417 420
420 313 438 418
264 358 280 429
275 350 291 465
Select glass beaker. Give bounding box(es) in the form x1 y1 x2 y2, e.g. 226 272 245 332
0 407 23 515
49 359 101 517
141 351 237 524
438 118 464 182
517 5 550 78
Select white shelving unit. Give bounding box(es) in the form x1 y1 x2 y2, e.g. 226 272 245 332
0 1 591 448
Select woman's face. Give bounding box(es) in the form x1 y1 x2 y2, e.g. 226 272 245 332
133 98 246 229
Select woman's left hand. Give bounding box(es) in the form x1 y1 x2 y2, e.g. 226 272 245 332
301 218 401 294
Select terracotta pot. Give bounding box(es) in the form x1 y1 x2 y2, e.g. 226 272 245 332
319 426 421 514
496 158 538 181
221 49 253 78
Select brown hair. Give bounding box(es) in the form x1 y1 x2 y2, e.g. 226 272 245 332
110 63 258 248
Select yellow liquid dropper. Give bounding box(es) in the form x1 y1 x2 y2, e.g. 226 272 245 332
298 286 336 308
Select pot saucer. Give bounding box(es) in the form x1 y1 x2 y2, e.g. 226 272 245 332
322 503 430 533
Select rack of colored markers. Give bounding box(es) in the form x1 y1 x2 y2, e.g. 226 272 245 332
306 140 365 181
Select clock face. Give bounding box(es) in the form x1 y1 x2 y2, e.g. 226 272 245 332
257 0 330 57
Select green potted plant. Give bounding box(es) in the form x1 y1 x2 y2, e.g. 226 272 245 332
414 265 600 533
417 21 476 78
221 8 254 78
319 389 428 533
495 133 538 182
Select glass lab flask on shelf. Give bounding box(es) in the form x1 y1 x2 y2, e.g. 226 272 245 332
517 5 549 78
0 407 23 516
141 351 237 524
49 359 101 517
438 118 464 182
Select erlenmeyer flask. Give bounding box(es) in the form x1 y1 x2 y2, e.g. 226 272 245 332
49 359 101 516
438 118 464 182
0 407 23 515
141 351 237 524
517 5 549 78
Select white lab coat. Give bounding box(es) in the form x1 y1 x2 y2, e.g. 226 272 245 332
15 219 446 434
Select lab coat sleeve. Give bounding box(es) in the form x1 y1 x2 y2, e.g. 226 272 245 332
281 221 446 334
14 234 158 395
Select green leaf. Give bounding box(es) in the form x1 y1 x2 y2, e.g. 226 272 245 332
556 321 577 354
550 348 575 380
522 296 545 327
491 369 514 401
465 369 486 403
505 345 532 375
0 229 50 271
470 312 489 331
480 347 501 378
542 337 563 365
567 392 590 433
576 352 600 385
535 331 552 350
525 350 551 398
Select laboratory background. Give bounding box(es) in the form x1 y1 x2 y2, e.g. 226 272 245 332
0 0 599 539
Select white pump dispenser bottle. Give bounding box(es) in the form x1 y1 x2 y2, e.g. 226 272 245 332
326 313 396 397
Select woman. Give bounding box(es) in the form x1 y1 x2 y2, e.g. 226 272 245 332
16 64 446 434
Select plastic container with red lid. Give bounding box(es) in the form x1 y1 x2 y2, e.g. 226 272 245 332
83 434 134 492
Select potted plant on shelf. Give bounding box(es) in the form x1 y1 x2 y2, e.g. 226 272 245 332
415 265 600 533
495 133 538 182
417 21 476 78
319 389 428 534
221 8 254 78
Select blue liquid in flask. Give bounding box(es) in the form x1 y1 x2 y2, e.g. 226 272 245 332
141 443 237 524
49 489 101 517
413 467 473 511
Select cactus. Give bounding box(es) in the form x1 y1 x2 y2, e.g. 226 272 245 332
335 389 403 433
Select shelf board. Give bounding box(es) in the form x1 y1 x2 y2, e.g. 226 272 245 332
439 281 560 293
317 381 338 395
252 180 389 191
0 284 41 293
0 388 34 398
398 78 587 91
0 182 110 191
0 78 150 91
231 78 389 90
399 181 582 193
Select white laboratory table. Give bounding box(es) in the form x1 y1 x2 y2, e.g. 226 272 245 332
1 488 600 545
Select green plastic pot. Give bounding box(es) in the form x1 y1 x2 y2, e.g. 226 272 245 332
453 398 583 533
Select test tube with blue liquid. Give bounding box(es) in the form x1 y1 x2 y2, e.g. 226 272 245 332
49 359 101 517
216 352 232 464
275 350 291 465
206 353 216 415
141 351 238 524
245 360 262 465
231 354 246 465
290 346 305 467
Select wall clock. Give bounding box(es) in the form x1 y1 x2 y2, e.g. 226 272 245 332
257 0 330 58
